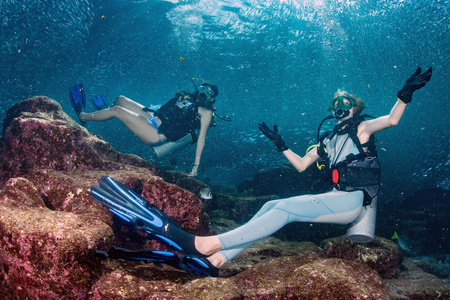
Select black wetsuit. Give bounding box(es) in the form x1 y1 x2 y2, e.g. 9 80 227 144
154 97 201 142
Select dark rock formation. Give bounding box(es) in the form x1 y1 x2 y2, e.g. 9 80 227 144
0 96 164 187
89 243 390 300
0 176 112 299
319 235 403 279
384 258 450 299
237 164 330 197
0 97 209 299
377 186 450 256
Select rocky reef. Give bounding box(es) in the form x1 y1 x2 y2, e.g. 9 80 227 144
0 97 448 299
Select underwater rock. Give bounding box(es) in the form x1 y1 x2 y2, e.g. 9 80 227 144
376 186 450 256
0 169 210 299
218 237 320 277
140 175 210 235
285 258 389 299
91 237 446 299
90 250 389 299
0 96 208 230
0 96 164 188
412 259 449 279
379 187 450 249
238 164 330 197
0 176 113 299
319 235 403 279
208 192 277 223
163 170 214 205
0 96 211 298
383 257 450 299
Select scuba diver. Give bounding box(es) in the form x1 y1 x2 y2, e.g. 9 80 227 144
69 81 219 177
91 67 432 277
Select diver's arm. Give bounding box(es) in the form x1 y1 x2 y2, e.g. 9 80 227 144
360 66 432 136
360 100 406 135
283 147 320 173
189 108 213 177
259 122 319 171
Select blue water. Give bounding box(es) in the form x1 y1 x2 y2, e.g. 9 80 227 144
1 0 449 197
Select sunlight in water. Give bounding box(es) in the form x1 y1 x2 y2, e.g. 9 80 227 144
290 0 325 8
285 0 360 9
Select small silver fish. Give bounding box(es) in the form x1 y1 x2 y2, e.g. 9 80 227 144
200 188 212 200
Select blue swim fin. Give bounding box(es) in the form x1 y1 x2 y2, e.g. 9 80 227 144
179 254 219 277
91 176 206 257
96 246 219 277
91 95 108 110
95 246 180 269
69 83 86 114
69 83 86 124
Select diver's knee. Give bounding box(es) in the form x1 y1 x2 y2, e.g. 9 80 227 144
109 105 130 119
113 95 128 106
110 105 123 113
262 200 278 207
269 199 290 212
258 199 279 211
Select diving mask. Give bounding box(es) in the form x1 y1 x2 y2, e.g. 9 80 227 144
198 85 215 97
198 85 215 103
329 95 355 119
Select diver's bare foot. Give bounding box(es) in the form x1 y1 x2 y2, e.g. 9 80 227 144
78 112 87 122
195 236 222 256
207 252 226 268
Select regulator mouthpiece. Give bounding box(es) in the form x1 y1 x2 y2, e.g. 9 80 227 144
334 108 350 119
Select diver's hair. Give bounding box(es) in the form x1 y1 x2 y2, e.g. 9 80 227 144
201 81 219 97
333 89 365 115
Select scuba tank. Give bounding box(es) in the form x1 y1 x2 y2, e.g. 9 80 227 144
153 131 198 159
346 197 377 243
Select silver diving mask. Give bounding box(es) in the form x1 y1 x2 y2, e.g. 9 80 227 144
198 85 215 97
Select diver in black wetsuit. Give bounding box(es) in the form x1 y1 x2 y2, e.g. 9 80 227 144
77 82 218 177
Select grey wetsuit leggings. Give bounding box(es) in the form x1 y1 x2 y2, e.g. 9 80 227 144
217 190 364 262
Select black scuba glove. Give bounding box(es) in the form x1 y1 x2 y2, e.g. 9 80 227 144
397 66 432 104
259 122 289 152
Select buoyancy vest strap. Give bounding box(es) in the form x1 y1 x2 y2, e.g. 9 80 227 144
325 115 376 157
348 117 377 156
322 117 354 146
347 119 366 155
360 135 376 149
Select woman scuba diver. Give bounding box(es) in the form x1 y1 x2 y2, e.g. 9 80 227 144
70 81 218 177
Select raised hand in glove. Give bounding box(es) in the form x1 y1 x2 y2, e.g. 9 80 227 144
259 122 289 152
397 66 432 104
